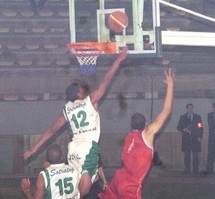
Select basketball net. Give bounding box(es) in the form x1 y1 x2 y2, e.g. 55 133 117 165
67 43 103 76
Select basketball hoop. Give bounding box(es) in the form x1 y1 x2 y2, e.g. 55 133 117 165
67 42 116 76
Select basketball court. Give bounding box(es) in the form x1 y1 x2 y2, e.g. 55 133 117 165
0 0 215 198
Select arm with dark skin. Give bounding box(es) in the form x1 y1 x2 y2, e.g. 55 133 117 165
98 166 108 190
90 46 128 111
33 174 46 199
21 178 33 199
23 113 66 159
21 174 46 199
24 47 128 159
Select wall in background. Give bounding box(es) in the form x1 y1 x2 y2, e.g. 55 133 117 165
0 98 213 135
0 98 213 175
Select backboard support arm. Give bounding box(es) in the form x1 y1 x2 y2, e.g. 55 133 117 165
159 0 215 47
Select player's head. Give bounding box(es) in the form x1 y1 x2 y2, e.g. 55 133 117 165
46 144 63 164
66 83 80 102
186 103 193 114
131 112 146 131
66 82 89 102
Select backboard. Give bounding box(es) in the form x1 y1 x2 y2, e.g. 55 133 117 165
69 0 162 57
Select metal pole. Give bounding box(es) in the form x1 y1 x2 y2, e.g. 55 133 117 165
159 0 215 23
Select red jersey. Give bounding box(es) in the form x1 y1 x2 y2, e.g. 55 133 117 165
99 130 154 199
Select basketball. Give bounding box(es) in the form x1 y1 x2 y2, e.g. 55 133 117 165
108 11 128 32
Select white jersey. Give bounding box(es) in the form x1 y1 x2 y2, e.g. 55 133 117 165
41 163 80 199
63 96 100 143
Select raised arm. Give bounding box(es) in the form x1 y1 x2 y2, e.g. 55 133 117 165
145 69 174 140
90 46 128 110
23 113 66 159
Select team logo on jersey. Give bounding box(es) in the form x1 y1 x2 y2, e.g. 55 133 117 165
68 153 81 161
66 102 86 114
50 167 74 177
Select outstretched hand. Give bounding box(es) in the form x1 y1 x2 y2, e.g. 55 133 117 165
23 147 37 159
103 181 109 190
21 178 31 194
163 68 175 86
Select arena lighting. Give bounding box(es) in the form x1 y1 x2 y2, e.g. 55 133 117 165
162 31 215 47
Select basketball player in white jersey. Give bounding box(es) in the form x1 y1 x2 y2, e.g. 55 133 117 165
24 46 128 198
21 144 80 199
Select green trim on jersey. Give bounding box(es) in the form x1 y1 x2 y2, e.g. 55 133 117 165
44 169 52 199
63 106 73 138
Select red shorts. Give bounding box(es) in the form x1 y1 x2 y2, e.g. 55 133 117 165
98 168 142 199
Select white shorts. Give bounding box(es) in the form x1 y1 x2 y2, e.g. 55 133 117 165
67 139 99 183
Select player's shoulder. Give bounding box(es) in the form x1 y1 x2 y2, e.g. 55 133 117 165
125 131 138 139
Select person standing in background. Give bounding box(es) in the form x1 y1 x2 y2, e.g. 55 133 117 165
206 102 215 174
177 103 203 175
29 0 47 13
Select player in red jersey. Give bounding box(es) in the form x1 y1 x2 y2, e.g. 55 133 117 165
99 69 174 199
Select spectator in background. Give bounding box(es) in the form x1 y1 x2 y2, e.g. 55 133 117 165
206 102 215 174
177 103 203 175
29 0 47 13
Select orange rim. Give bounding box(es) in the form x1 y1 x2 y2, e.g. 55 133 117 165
67 42 116 54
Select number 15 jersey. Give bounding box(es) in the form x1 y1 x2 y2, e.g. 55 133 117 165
41 163 80 199
63 96 100 143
